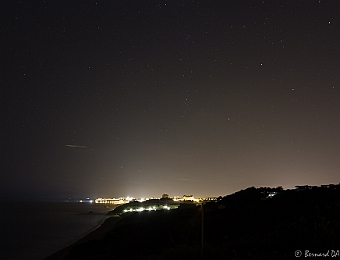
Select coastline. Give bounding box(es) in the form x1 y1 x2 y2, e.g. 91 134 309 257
45 215 121 260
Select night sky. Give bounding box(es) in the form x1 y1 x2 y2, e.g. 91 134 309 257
2 1 340 200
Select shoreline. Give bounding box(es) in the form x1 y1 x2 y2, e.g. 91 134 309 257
45 215 121 260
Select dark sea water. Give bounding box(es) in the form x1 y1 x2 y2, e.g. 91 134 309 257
0 200 115 260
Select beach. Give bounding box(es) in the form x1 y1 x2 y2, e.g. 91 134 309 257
45 215 121 260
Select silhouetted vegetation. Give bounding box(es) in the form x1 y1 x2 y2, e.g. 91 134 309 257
63 186 340 259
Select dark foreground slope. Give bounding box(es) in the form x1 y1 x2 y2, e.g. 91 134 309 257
204 187 340 259
61 187 340 259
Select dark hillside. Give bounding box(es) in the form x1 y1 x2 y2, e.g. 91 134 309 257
64 186 340 259
204 187 340 259
65 204 202 259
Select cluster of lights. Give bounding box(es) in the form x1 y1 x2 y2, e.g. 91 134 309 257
123 205 171 213
95 196 218 205
78 199 93 203
266 192 278 199
95 196 161 204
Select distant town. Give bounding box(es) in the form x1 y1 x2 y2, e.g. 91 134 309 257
94 194 217 205
93 183 339 206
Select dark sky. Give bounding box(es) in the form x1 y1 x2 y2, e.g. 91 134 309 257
1 1 340 200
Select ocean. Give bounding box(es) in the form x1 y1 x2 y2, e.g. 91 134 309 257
0 200 116 260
